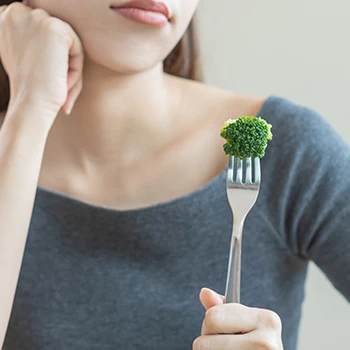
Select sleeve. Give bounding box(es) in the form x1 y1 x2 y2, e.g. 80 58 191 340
262 97 350 302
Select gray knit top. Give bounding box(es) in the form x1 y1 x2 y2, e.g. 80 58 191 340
3 96 350 350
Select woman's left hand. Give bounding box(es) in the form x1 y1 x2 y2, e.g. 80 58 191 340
193 288 284 350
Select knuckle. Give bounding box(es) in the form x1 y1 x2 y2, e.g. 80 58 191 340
7 2 22 11
42 17 71 44
192 336 209 350
252 336 281 350
42 17 62 31
31 8 49 19
5 2 25 17
260 309 282 330
192 337 201 350
0 8 6 21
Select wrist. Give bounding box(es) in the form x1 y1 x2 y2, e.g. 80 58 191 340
5 100 57 131
2 106 53 143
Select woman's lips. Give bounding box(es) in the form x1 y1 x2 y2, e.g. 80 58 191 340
110 0 171 27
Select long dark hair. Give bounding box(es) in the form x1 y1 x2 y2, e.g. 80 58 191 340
0 0 203 113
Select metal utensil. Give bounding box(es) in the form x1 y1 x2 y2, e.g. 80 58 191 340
224 156 261 303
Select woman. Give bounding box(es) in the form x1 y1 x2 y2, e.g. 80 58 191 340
0 1 349 349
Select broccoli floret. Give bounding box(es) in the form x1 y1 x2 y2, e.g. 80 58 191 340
220 116 273 159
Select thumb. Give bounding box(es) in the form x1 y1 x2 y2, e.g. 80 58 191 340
199 288 225 311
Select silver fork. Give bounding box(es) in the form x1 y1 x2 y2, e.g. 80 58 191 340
224 156 261 304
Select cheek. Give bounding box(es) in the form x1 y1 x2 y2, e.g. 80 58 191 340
173 0 199 33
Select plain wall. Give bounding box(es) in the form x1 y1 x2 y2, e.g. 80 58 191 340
196 1 350 349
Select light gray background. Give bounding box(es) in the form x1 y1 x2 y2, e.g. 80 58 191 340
197 1 350 349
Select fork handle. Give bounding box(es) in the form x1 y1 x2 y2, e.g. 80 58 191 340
224 235 242 304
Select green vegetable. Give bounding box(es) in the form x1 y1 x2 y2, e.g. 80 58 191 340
220 116 273 159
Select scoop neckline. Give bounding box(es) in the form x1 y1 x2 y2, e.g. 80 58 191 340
36 95 277 214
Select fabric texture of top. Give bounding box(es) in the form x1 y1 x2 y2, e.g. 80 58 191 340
3 95 350 350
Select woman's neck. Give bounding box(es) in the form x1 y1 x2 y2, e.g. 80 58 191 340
46 58 184 171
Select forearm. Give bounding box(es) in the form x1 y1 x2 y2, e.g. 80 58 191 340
0 105 53 347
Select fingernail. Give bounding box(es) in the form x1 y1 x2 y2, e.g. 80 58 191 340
66 102 75 116
210 289 224 302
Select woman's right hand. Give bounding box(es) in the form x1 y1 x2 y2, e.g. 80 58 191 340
0 1 85 119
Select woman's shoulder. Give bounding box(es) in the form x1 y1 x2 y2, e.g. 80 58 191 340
176 75 327 126
186 81 346 166
190 82 335 144
254 95 327 126
172 75 320 129
254 95 342 153
172 76 268 127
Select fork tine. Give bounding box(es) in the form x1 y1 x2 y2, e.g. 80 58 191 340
254 158 261 183
227 156 234 182
246 157 253 183
236 158 243 183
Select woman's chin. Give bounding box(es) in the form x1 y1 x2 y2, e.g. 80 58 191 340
81 44 166 76
83 52 164 78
